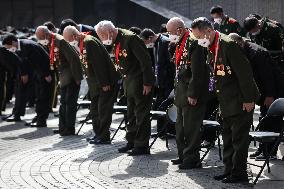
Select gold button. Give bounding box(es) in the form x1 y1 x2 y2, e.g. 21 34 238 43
216 90 220 93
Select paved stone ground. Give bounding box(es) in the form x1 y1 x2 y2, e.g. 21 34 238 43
0 102 284 189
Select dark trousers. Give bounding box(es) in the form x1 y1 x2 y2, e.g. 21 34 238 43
0 71 6 112
175 103 207 164
222 111 253 177
126 92 153 148
35 77 51 124
59 81 80 133
13 76 28 117
91 85 117 140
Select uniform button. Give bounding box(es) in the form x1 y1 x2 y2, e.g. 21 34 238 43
216 90 220 93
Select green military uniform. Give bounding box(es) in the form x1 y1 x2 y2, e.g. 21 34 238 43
53 33 83 134
251 19 284 54
174 31 209 165
207 32 259 178
81 35 120 141
215 16 244 36
113 29 154 148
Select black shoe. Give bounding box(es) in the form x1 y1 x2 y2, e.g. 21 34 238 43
178 163 202 170
89 138 111 145
222 176 249 183
171 158 183 165
86 136 97 142
30 122 47 127
128 147 150 156
6 115 21 122
249 150 262 159
118 143 134 153
214 173 231 181
60 130 75 136
2 114 13 121
53 129 60 134
255 154 277 161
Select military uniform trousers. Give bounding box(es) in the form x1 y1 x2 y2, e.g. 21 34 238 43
124 78 153 148
90 84 118 140
35 76 52 124
59 81 80 133
175 102 207 165
222 111 253 177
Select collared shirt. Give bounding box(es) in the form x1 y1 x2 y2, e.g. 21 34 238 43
17 39 21 51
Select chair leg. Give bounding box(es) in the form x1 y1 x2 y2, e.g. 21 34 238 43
149 119 168 149
76 112 91 135
198 147 211 167
217 129 222 160
110 118 125 142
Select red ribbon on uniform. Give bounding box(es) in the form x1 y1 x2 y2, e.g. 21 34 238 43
175 30 190 67
49 33 55 66
209 32 220 74
79 33 87 54
115 42 121 65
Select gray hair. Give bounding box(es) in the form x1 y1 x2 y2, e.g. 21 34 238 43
191 17 213 30
228 33 243 42
36 25 50 34
95 20 116 32
63 25 80 36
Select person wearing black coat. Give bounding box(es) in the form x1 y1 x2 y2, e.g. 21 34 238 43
140 28 175 134
229 33 283 160
2 34 52 127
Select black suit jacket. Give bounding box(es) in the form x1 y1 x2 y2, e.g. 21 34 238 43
154 34 175 88
80 24 98 38
16 39 50 79
0 47 23 77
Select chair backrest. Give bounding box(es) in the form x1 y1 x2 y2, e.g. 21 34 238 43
267 98 284 117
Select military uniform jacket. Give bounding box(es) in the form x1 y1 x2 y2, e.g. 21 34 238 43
251 20 284 53
113 29 154 97
52 33 83 88
82 35 120 93
214 16 243 36
174 31 209 107
207 33 259 117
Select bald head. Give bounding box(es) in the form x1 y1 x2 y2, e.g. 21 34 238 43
63 25 80 42
166 17 185 32
35 25 51 40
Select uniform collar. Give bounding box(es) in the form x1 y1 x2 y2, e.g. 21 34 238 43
17 39 21 51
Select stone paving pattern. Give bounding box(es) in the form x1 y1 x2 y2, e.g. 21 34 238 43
0 103 284 189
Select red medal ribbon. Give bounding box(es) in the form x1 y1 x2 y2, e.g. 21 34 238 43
175 30 190 67
115 42 121 65
49 33 55 66
79 33 86 54
209 31 220 75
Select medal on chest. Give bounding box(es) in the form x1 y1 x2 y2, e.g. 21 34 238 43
175 31 190 79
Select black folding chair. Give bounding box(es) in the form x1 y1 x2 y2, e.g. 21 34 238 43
248 98 284 184
76 100 92 135
110 105 128 142
149 110 170 149
199 120 222 164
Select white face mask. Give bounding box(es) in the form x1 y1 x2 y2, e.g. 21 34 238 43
8 47 17 53
146 43 154 48
198 37 210 48
102 33 113 45
69 40 79 47
214 18 222 25
169 34 179 43
38 39 49 46
251 30 260 36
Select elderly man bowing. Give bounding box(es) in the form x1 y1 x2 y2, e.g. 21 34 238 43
95 20 154 156
63 26 120 144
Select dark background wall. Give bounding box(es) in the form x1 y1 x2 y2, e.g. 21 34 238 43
153 0 284 26
0 0 168 32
